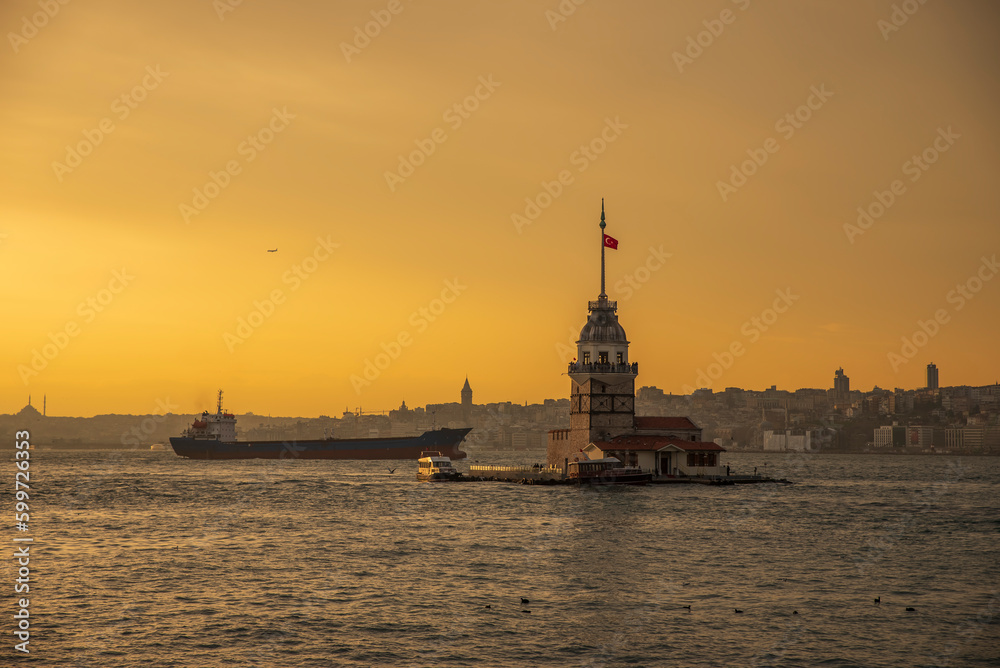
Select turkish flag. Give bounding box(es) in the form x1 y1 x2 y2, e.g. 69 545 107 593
603 234 618 250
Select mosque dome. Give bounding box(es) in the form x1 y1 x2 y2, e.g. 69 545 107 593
17 404 41 418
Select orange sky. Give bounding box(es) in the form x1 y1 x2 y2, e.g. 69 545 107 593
2 0 998 417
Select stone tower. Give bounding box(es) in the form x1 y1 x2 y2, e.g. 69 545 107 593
549 201 638 466
461 377 472 422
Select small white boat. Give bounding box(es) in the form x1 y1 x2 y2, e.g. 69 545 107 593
416 451 462 482
567 457 651 485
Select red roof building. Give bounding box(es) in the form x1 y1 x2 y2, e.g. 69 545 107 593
633 416 699 431
585 434 726 477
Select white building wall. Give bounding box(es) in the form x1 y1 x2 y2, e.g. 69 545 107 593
873 426 894 448
763 429 812 452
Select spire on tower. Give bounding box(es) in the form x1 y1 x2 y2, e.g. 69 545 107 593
599 199 607 299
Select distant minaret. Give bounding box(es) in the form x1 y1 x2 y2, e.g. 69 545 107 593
43 395 46 417
550 200 637 466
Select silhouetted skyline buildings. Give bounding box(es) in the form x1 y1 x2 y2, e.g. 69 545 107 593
927 363 940 391
9 361 999 420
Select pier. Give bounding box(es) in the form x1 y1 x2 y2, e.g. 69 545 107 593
469 464 564 483
465 464 791 486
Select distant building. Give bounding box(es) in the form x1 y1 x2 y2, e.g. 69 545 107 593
584 436 724 476
945 428 966 449
746 386 790 410
945 426 998 452
873 424 906 448
972 383 1000 411
17 396 42 421
941 391 971 413
636 386 665 401
691 388 714 402
926 363 939 391
762 429 823 452
833 368 850 407
907 426 934 448
510 430 529 450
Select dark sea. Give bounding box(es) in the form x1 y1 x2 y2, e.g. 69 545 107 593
4 449 999 667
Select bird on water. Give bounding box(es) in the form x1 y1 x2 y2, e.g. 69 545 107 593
682 605 691 612
521 598 530 605
734 609 743 614
874 597 881 606
906 607 916 612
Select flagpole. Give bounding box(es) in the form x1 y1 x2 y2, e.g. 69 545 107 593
599 198 606 299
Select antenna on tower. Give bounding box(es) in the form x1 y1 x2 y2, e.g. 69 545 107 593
599 198 607 299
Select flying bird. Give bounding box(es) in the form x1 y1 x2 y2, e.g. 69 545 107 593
267 248 278 252
387 467 396 474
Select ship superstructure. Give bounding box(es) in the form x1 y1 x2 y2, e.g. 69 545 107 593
181 390 237 443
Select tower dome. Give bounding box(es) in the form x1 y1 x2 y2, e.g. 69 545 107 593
578 305 628 343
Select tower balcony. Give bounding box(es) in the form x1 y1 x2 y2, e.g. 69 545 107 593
568 361 638 375
588 299 617 311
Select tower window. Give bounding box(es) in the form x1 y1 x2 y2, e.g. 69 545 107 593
598 351 608 364
583 352 591 364
616 352 623 364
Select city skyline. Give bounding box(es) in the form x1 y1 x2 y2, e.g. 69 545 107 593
9 365 998 419
3 1 999 417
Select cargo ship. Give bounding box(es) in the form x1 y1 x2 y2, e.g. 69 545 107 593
169 391 470 460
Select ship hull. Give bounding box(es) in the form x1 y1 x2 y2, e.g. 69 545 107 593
169 427 471 461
